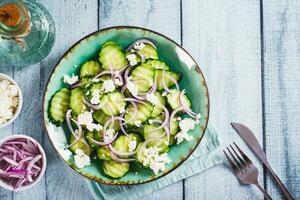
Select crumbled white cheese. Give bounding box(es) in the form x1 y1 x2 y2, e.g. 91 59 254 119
146 93 160 105
102 79 116 93
0 79 19 124
90 90 101 105
93 78 100 83
162 91 168 96
176 117 182 121
104 129 115 142
148 119 154 124
134 120 142 127
74 149 91 169
175 118 197 144
119 105 126 113
134 42 145 50
126 78 138 96
77 111 103 131
128 140 137 152
114 78 123 86
63 74 78 85
141 146 171 175
126 54 138 66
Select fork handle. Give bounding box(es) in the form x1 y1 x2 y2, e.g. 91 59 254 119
254 182 272 200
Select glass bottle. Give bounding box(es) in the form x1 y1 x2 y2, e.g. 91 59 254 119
0 0 55 66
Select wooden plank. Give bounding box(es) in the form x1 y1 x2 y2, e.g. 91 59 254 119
263 0 300 199
182 0 263 199
37 0 97 199
99 1 183 199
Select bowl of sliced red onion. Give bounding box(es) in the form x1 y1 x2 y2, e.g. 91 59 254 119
0 134 46 191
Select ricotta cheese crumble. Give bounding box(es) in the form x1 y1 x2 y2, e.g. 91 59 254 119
0 79 19 124
74 149 90 169
63 74 78 85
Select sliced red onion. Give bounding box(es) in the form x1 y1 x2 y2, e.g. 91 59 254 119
138 131 167 156
93 70 115 81
179 90 198 118
70 81 82 89
149 106 169 133
118 114 131 138
162 69 179 93
26 155 42 183
125 39 157 51
66 110 80 140
64 119 83 149
82 97 107 110
121 98 148 106
108 144 135 156
136 51 146 63
110 152 135 163
120 101 138 125
3 157 18 166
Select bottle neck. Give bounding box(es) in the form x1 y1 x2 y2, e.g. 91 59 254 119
0 1 31 38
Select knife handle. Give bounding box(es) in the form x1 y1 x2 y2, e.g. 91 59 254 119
266 165 294 200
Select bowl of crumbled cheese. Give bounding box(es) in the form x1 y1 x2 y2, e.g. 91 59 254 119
0 73 23 128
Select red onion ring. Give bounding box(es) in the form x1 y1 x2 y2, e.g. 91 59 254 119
162 69 179 93
120 101 138 125
125 39 157 51
149 106 169 133
169 105 185 130
26 155 42 183
179 90 198 118
108 144 135 156
70 81 82 89
138 131 167 156
82 97 107 110
66 110 80 140
110 152 135 163
118 114 131 138
136 51 146 63
64 119 83 149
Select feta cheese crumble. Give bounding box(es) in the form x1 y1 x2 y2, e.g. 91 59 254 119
0 79 19 124
134 42 145 50
102 79 116 93
114 78 124 86
134 120 142 127
175 118 198 144
128 140 137 152
74 149 91 169
162 91 168 96
126 54 137 66
104 129 115 142
63 74 78 85
141 146 171 175
146 93 160 105
77 111 102 132
90 90 101 105
126 78 138 96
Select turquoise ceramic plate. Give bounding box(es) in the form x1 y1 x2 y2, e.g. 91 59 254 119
43 26 209 185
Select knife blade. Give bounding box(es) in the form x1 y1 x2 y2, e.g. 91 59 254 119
231 122 294 200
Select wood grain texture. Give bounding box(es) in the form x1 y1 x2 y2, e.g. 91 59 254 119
98 1 183 200
263 0 300 199
182 0 264 199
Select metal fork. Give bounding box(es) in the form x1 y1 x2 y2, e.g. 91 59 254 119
223 142 272 200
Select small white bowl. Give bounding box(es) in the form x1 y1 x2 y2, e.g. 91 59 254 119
0 73 23 128
0 134 47 191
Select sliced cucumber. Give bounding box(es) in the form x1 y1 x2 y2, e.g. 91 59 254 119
143 124 169 153
150 92 166 118
130 63 155 93
86 131 102 149
99 41 128 70
155 70 181 90
97 146 111 161
70 88 86 115
113 133 142 157
139 44 158 60
84 82 103 102
93 110 120 131
80 60 101 78
48 88 70 126
69 135 92 156
124 102 153 126
166 89 191 109
170 119 179 135
102 160 130 178
146 59 169 70
99 91 126 116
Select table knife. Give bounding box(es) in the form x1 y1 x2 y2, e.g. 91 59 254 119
231 122 294 200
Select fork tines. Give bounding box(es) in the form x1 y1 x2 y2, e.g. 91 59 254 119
223 142 252 174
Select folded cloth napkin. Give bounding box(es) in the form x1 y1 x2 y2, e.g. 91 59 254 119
87 120 222 200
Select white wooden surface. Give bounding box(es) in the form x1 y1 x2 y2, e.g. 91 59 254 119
0 0 299 199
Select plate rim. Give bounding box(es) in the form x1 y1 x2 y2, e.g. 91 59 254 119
42 25 210 185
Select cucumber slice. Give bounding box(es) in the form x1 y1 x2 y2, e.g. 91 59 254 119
155 70 181 90
143 124 169 153
48 88 70 126
102 160 130 178
93 110 120 131
80 60 101 78
130 63 155 93
170 119 179 135
124 102 153 126
97 146 111 161
150 92 166 118
113 133 142 157
69 135 92 156
139 44 158 60
166 89 191 109
84 82 103 102
99 41 128 70
70 88 86 115
146 59 169 70
86 131 102 149
100 92 126 116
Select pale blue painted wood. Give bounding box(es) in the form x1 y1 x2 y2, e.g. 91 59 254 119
181 0 264 199
263 0 300 199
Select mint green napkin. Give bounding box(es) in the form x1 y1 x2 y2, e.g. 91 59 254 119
87 120 222 200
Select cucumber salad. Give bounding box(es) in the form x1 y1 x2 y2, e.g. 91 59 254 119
48 39 201 178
